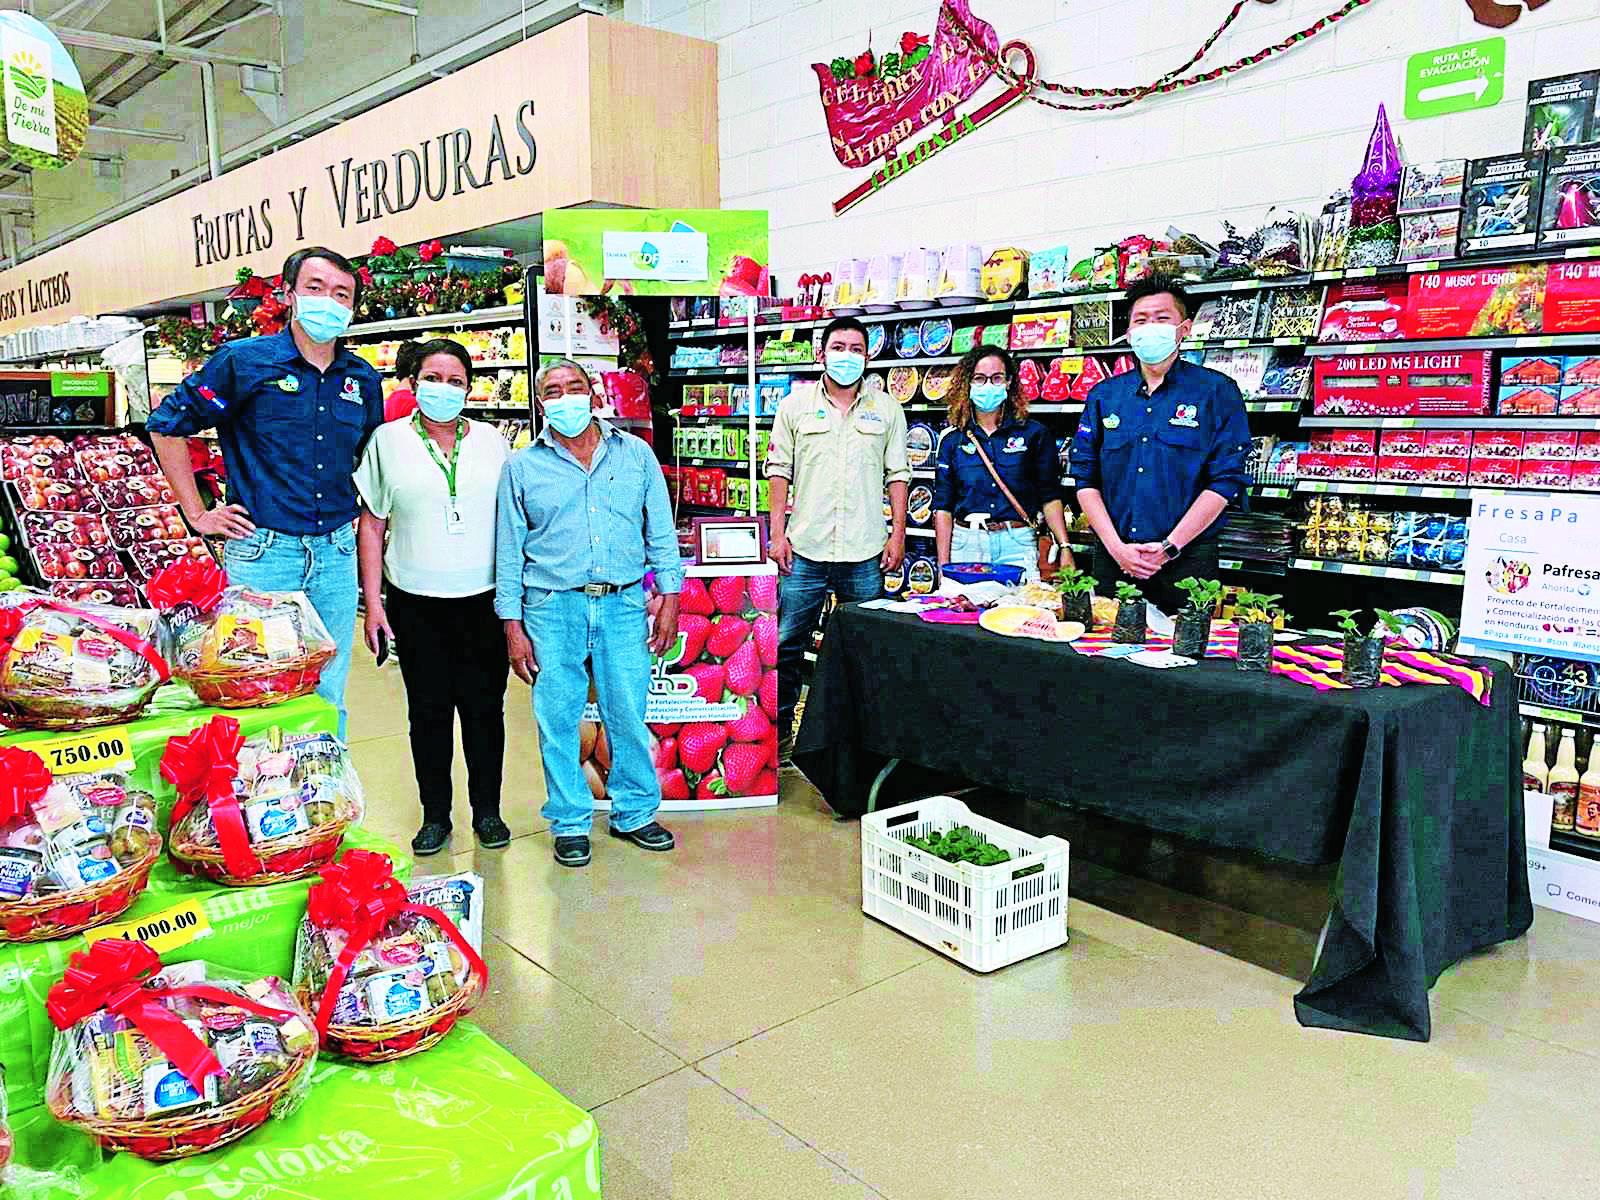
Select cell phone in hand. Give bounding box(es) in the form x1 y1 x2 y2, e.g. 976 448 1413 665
375 628 390 667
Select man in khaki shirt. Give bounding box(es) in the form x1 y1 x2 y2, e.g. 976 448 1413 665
766 316 910 748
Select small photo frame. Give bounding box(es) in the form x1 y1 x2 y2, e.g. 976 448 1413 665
692 516 767 566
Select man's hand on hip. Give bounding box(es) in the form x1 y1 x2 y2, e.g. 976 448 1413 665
505 620 538 685
648 593 681 658
880 531 906 573
190 504 255 540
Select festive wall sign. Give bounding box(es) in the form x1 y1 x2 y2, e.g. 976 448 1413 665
0 12 84 171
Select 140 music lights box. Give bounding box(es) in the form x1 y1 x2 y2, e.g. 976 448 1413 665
1313 350 1493 416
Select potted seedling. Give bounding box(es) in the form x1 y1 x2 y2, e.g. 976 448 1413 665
1234 590 1285 672
1112 581 1147 644
1055 566 1098 627
1173 577 1224 658
1330 608 1399 687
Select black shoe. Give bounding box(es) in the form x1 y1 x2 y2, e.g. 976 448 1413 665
411 822 450 857
473 815 511 849
609 821 675 852
553 836 591 868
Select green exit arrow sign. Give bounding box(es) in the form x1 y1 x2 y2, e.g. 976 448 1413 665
1405 38 1505 120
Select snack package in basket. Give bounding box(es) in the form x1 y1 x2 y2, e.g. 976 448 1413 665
148 559 335 707
45 940 318 1161
161 715 363 886
0 589 170 730
292 850 486 1061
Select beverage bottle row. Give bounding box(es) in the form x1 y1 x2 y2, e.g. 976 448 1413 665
1524 723 1600 838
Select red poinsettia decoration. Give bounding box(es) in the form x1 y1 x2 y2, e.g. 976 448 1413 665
853 49 875 77
250 294 289 335
357 265 373 286
371 236 398 257
899 31 928 55
418 240 445 263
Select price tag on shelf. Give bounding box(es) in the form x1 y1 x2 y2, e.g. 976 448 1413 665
29 725 135 775
83 897 213 956
1272 337 1299 346
1223 338 1247 348
1347 267 1378 278
1058 356 1084 374
1407 260 1440 273
1515 336 1555 348
1312 271 1340 281
1228 281 1259 291
1565 247 1600 259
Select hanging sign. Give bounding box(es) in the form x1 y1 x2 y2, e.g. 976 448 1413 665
542 209 767 297
1460 490 1600 662
1404 38 1505 120
0 12 84 170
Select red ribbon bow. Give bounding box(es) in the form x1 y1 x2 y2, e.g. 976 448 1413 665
46 940 302 1093
0 745 50 825
0 596 170 684
304 850 488 1035
146 558 229 615
160 715 261 879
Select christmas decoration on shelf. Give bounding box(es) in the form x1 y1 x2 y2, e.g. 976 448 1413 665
585 294 654 381
355 235 521 321
1347 103 1403 267
366 235 418 281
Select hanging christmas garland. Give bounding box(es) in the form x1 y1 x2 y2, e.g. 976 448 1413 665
942 0 1380 113
584 295 655 382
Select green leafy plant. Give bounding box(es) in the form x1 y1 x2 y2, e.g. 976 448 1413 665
1054 566 1097 597
1175 577 1223 615
906 825 1011 867
1113 581 1142 603
1374 608 1403 638
1330 608 1363 636
1235 590 1285 624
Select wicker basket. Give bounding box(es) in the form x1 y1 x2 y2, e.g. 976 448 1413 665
309 972 485 1063
46 1041 315 1161
0 691 156 731
0 845 160 943
170 819 349 887
178 646 334 709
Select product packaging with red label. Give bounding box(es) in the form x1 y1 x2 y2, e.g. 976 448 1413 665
1562 383 1600 414
1378 455 1468 485
1472 430 1526 459
1521 431 1580 460
1425 429 1474 458
1298 452 1377 481
1379 429 1428 455
1570 459 1600 490
1577 431 1600 460
1405 263 1547 337
1469 457 1523 487
1545 262 1600 334
1520 459 1574 489
1317 281 1409 343
1498 385 1560 414
1311 429 1379 455
1313 350 1492 416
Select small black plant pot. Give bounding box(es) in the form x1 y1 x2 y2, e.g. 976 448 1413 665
1173 610 1213 658
1342 633 1385 687
1113 598 1147 644
1062 590 1092 627
1236 620 1274 672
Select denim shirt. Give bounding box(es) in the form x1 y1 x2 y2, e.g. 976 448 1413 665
494 419 683 620
1068 359 1250 544
932 417 1063 521
146 329 384 537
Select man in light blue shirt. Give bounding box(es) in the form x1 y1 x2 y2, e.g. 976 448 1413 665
496 359 682 868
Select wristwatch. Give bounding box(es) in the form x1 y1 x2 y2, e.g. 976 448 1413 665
1160 538 1182 561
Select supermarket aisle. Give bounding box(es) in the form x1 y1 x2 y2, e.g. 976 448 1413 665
343 654 1600 1200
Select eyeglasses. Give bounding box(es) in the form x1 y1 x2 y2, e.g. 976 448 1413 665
972 374 1009 387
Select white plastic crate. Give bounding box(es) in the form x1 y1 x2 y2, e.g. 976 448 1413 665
861 795 1069 972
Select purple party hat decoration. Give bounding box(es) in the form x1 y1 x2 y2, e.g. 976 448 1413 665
1350 103 1402 228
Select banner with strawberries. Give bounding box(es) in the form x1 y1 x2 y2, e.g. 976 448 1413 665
580 567 779 811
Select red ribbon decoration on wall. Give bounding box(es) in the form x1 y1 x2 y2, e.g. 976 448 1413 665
160 715 261 879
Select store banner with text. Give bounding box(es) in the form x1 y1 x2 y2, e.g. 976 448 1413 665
0 13 84 171
0 16 717 334
542 209 768 297
1461 490 1600 662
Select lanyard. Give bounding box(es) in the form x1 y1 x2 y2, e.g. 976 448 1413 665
412 413 466 500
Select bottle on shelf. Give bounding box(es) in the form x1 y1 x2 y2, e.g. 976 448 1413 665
1577 739 1600 840
1550 728 1580 834
1523 723 1549 795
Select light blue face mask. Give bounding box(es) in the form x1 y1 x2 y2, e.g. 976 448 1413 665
294 295 353 344
1128 323 1180 365
970 382 1008 412
415 380 466 422
824 351 866 387
544 392 594 438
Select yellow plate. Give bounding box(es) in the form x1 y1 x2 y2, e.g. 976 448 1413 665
979 605 1064 640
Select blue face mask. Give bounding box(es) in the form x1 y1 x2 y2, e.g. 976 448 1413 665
544 392 594 438
415 380 466 423
1128 323 1180 365
970 382 1008 412
824 351 866 387
294 295 353 344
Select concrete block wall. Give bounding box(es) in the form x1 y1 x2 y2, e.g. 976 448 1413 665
620 0 1600 286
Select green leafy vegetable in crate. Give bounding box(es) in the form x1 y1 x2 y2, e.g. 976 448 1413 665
905 825 1011 866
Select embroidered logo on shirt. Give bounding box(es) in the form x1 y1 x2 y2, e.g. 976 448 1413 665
198 384 226 410
1170 403 1199 428
961 443 976 454
276 376 299 393
341 378 363 403
1103 414 1121 429
1002 436 1027 454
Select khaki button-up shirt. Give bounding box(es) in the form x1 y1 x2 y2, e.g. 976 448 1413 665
764 382 911 564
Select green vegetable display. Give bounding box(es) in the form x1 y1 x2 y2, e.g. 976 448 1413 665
906 825 1012 866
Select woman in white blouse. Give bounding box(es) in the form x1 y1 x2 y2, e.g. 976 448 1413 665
355 338 511 857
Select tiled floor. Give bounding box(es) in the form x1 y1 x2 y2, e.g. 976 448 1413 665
346 657 1600 1199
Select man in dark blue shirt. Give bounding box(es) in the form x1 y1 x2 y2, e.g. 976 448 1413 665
148 247 383 734
1069 275 1250 614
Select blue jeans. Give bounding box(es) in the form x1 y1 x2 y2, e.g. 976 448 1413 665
522 583 658 837
950 525 1037 577
777 554 882 740
223 524 359 738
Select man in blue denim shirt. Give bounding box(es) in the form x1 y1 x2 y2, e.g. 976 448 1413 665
148 248 383 735
1069 275 1250 614
496 359 683 869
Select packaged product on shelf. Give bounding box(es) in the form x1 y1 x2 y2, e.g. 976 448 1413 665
1523 431 1580 460
1460 152 1546 255
293 852 486 1060
1524 72 1599 151
951 324 1008 355
1519 459 1574 489
1068 356 1110 401
50 581 142 608
897 247 942 307
1009 310 1072 351
77 445 159 483
905 556 937 595
864 323 887 360
1398 159 1468 214
14 478 104 513
831 258 868 310
891 322 920 359
922 365 955 402
92 475 179 512
1072 301 1112 348
1573 459 1600 491
1498 385 1560 415
905 424 937 470
29 541 126 582
887 367 920 405
1040 358 1076 402
862 253 903 312
1202 348 1270 398
1317 281 1407 343
45 941 318 1160
1262 287 1325 339
907 485 934 528
1379 428 1427 456
1426 430 1474 459
1538 143 1600 247
1018 358 1043 401
1297 451 1376 482
0 590 168 730
1544 261 1600 333
1562 382 1600 414
1190 294 1260 341
1027 246 1073 298
980 247 1029 302
1089 248 1120 290
919 318 953 357
1398 211 1462 263
1406 263 1546 337
127 538 214 585
1258 356 1312 400
1313 350 1492 416
105 505 190 548
1501 354 1564 388
936 243 983 302
162 715 363 885
1377 454 1468 486
1472 430 1525 460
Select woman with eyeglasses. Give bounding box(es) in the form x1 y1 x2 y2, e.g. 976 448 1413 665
354 337 513 857
932 345 1074 580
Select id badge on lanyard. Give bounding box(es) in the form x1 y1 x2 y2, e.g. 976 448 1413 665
445 500 466 535
415 414 468 536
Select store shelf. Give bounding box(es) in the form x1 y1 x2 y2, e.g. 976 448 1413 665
1299 415 1600 430
668 366 748 377
1549 829 1600 864
1218 557 1290 575
1250 484 1294 498
1245 400 1304 414
676 457 752 469
1296 480 1474 500
0 345 120 366
1291 558 1464 585
1520 702 1600 731
382 360 527 374
1305 332 1600 357
1031 403 1085 414
680 412 769 422
345 304 523 337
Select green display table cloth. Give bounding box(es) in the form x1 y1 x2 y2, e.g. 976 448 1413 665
5 1024 602 1198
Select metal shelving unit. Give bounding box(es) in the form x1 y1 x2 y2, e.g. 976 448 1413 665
1291 558 1464 586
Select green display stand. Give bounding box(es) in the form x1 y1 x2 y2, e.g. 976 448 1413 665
5 1024 601 1199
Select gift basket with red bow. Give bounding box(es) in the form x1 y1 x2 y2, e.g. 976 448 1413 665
0 746 162 942
147 560 335 708
0 589 170 730
45 940 318 1160
161 715 362 886
293 850 487 1062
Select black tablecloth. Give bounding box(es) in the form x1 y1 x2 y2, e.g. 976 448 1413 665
794 606 1534 1041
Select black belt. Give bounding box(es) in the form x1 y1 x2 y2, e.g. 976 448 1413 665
574 581 639 596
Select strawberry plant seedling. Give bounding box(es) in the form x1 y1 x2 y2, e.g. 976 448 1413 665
1175 577 1224 615
1113 581 1142 603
